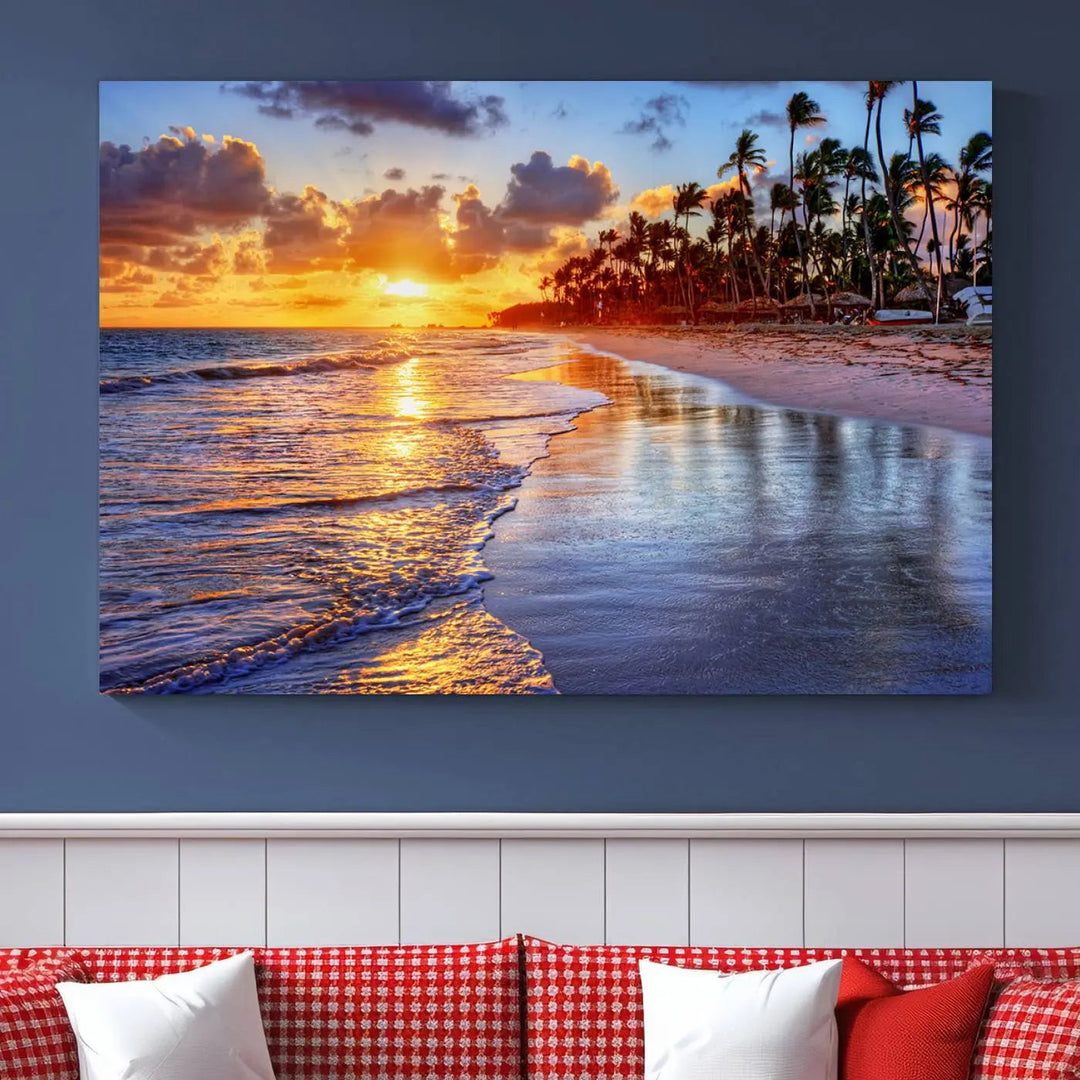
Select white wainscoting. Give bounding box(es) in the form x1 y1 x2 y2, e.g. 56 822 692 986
0 815 1078 948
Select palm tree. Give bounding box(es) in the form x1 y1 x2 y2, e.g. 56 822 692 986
786 92 826 314
841 147 877 286
971 180 992 284
719 128 769 298
860 84 880 306
672 181 708 318
768 182 798 294
910 85 946 321
870 81 923 294
948 132 992 272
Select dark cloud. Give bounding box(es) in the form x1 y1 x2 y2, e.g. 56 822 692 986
262 186 347 274
500 151 618 225
746 109 788 128
224 81 508 137
289 293 347 309
450 185 550 272
551 101 569 119
99 133 270 247
618 94 688 153
383 166 406 181
144 238 228 276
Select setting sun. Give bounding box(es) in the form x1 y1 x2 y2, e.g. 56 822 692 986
383 279 428 298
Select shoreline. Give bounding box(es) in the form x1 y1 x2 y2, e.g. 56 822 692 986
548 324 991 438
483 347 991 694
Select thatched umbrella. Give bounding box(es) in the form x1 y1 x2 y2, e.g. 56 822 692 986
892 283 933 305
735 296 781 312
827 291 872 309
697 300 735 323
782 291 826 309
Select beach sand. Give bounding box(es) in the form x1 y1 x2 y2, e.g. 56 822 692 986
561 324 991 437
484 342 991 694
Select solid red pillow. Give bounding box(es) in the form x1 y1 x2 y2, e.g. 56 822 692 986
0 955 91 1080
837 956 995 1080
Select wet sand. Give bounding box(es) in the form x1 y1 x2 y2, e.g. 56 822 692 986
484 348 991 695
562 325 991 437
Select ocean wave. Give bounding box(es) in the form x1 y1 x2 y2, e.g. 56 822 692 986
137 480 521 522
99 345 411 393
104 497 521 694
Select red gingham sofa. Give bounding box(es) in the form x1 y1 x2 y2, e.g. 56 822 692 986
4 936 1080 1079
0 939 522 1080
520 938 1080 1080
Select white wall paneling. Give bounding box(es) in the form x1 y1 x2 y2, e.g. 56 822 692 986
904 839 1004 947
266 838 398 947
690 839 804 946
64 839 179 946
1005 839 1080 946
605 839 689 945
0 839 64 946
399 838 500 943
0 817 1077 949
804 839 904 947
500 838 605 944
179 839 266 947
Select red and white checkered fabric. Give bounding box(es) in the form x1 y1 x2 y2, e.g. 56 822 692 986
0 940 522 1080
0 954 90 1080
971 977 1080 1080
970 949 1080 982
522 938 979 1080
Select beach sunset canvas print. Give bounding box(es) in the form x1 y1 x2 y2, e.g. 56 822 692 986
99 80 991 694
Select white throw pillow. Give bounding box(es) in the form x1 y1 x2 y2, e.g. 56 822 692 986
639 957 843 1080
57 951 276 1080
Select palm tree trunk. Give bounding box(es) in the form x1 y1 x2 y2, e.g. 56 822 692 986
860 99 877 308
789 128 813 316
875 94 922 297
912 82 945 323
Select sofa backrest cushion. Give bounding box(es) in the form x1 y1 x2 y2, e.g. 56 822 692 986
521 938 1080 1080
0 939 522 1080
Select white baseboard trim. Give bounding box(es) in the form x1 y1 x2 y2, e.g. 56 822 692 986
2 812 1080 839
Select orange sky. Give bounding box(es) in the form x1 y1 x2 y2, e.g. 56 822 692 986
100 128 617 328
100 80 991 327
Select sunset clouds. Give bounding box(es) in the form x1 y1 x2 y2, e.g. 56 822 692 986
99 128 619 323
99 79 991 326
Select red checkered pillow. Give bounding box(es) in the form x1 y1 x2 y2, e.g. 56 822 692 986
521 938 976 1080
253 941 523 1080
0 954 91 1080
971 977 1080 1080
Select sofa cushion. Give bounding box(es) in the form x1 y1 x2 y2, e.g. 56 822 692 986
57 952 276 1080
836 957 994 1080
969 949 1080 981
521 939 976 1080
1 939 522 1080
971 977 1080 1080
0 954 91 1080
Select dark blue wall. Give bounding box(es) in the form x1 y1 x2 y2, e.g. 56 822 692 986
1 0 1076 812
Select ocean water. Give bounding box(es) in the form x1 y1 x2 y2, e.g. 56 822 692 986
99 328 604 693
100 328 991 695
